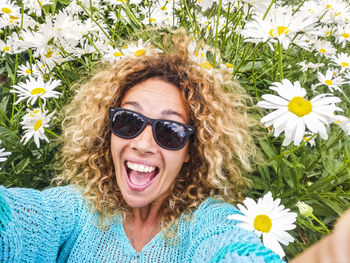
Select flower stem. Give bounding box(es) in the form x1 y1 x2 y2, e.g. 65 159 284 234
262 0 276 20
44 128 59 138
215 0 222 50
310 214 330 233
292 0 307 15
278 42 283 81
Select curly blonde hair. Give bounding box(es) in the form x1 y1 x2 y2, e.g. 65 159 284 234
55 30 260 236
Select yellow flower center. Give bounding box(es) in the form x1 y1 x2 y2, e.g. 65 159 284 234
4 46 10 52
325 79 333 85
225 63 234 68
10 15 19 20
30 88 46 95
269 26 290 37
113 52 122 57
45 50 54 58
200 62 213 70
319 48 326 53
161 6 166 10
150 18 156 22
1 7 12 14
254 215 272 233
341 33 349 38
25 69 32 74
134 49 145 57
288 97 312 117
34 119 42 131
341 62 349 67
326 4 332 8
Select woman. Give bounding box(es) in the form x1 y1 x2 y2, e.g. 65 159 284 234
0 31 304 262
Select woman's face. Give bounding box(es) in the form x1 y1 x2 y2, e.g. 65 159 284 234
111 78 190 209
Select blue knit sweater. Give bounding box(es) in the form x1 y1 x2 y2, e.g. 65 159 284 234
0 185 284 262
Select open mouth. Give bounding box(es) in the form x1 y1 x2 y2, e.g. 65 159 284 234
124 161 159 191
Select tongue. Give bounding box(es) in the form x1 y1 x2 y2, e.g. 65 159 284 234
129 170 156 186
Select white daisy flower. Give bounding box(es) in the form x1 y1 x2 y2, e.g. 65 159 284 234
238 6 319 50
228 192 297 257
331 53 350 72
196 0 215 11
319 0 350 25
101 45 125 63
220 63 234 74
0 141 11 167
240 0 271 14
257 79 342 146
312 39 337 57
315 70 346 92
0 35 21 55
299 0 325 18
297 61 324 72
0 0 20 18
22 0 53 17
0 11 21 29
20 108 55 148
188 43 218 72
302 132 317 147
11 75 61 105
17 29 51 53
17 62 41 78
335 24 350 48
123 39 152 57
140 6 173 28
334 115 350 135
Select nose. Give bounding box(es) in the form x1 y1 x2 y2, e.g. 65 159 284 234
130 124 158 154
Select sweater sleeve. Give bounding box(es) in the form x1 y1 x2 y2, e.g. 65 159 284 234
0 185 86 263
185 198 285 263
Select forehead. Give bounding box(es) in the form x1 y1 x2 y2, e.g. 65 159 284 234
120 78 189 121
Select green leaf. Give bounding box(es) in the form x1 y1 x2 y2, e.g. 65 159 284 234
259 140 276 160
57 0 70 5
15 158 30 174
322 198 345 216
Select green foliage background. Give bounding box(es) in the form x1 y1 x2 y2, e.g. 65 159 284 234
0 0 349 260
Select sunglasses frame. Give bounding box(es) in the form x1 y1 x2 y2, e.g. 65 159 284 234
109 107 195 150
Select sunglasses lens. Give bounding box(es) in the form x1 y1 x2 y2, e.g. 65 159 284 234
112 111 144 138
155 121 188 149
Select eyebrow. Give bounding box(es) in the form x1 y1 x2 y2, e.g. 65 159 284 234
121 101 187 121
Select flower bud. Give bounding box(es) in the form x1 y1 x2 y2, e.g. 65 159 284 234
296 201 313 217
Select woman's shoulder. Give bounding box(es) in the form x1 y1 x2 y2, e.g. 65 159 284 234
0 184 87 216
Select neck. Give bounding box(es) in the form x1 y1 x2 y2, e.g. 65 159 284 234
124 203 162 253
131 199 163 224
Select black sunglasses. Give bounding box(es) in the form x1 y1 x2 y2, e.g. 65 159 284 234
109 107 195 150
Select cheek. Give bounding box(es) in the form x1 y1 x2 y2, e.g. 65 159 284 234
110 135 125 164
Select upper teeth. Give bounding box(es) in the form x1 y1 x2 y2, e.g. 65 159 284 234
126 161 156 173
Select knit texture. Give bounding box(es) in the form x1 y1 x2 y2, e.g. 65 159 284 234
0 186 285 263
